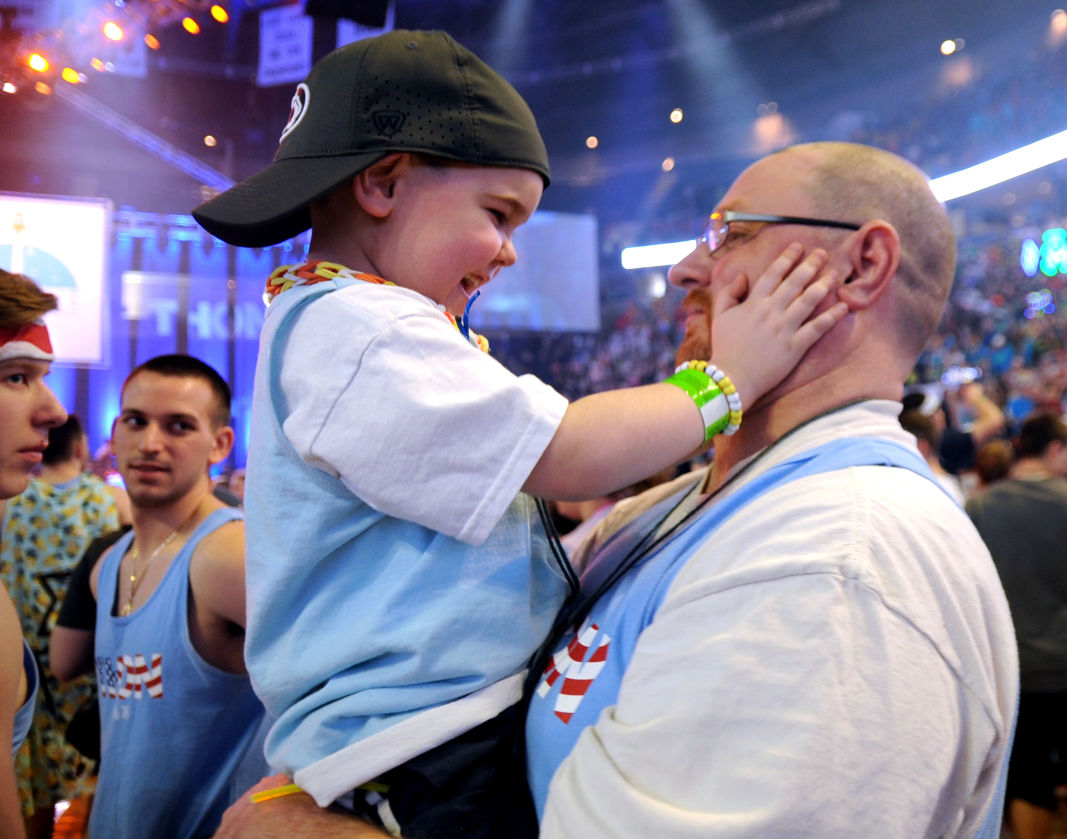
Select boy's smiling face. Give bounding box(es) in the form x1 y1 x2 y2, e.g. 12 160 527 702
379 159 544 317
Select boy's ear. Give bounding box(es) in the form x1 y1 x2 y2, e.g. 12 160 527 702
836 219 900 311
352 152 411 219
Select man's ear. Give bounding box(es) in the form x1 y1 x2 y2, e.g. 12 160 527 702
837 220 900 311
209 425 235 467
352 152 411 219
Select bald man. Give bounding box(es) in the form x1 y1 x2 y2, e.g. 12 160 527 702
213 143 1018 839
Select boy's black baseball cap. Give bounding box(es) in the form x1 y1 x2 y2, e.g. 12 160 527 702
192 30 550 248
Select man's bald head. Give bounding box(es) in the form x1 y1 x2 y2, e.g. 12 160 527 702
791 142 956 356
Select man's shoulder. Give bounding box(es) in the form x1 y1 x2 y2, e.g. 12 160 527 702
191 513 244 565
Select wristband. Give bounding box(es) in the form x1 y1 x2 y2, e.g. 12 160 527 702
666 361 744 438
703 363 743 435
664 364 730 441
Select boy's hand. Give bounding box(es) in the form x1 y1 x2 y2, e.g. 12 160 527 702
708 242 847 408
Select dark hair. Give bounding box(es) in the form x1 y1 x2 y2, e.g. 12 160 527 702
1017 412 1067 459
899 409 940 448
43 414 83 466
0 269 58 329
123 354 232 428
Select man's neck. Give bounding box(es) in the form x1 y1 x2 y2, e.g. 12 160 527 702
39 459 82 485
130 485 218 547
1010 457 1057 481
707 369 901 494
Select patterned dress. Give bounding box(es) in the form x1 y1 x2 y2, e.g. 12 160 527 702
1 473 120 817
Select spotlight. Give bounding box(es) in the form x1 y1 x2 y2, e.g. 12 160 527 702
669 108 683 124
211 5 229 24
940 39 956 55
2 82 16 94
34 81 52 95
585 136 598 149
204 135 217 147
27 53 48 72
61 68 81 84
183 17 201 34
145 34 160 50
103 21 124 41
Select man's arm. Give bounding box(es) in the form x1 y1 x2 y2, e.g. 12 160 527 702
188 519 248 674
48 626 94 683
213 776 392 839
50 529 125 682
958 382 1006 446
0 586 28 839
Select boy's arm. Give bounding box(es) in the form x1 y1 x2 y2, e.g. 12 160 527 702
524 245 845 500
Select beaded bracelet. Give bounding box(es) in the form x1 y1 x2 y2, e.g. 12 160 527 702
702 362 743 435
665 360 743 439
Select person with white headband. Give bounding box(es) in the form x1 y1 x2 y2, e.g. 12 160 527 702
0 268 67 839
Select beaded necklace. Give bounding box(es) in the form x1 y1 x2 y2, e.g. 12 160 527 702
266 260 490 353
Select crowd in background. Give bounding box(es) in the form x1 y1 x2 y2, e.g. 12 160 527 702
482 28 1067 444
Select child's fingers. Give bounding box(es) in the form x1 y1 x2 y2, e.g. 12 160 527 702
748 243 815 299
765 248 830 305
712 273 749 318
781 269 844 326
792 301 850 349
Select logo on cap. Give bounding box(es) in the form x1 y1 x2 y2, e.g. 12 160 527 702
279 83 310 144
372 110 406 137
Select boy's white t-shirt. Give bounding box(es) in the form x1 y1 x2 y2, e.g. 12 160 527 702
279 282 568 545
244 277 571 806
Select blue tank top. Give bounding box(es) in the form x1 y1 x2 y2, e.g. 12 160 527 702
11 639 37 755
91 507 265 839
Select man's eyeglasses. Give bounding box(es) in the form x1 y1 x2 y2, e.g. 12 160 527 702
700 210 861 254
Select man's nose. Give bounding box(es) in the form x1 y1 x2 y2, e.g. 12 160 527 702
35 384 67 429
668 244 710 289
140 422 165 451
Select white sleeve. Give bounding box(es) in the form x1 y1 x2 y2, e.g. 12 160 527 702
277 288 568 545
540 469 1004 838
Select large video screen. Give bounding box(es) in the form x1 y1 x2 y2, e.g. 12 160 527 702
477 211 600 332
0 192 110 365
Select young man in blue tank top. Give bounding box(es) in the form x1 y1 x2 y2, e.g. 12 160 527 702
48 354 266 839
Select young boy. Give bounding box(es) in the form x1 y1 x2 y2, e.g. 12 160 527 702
193 29 844 837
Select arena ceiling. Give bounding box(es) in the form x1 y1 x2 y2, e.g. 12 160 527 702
0 0 1061 221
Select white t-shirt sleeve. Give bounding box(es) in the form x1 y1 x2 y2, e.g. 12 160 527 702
277 286 568 545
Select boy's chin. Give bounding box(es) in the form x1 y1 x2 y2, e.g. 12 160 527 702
442 291 473 318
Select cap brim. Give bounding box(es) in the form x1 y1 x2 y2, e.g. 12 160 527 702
192 151 387 248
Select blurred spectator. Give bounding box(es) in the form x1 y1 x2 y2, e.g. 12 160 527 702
899 407 966 505
973 438 1016 492
966 411 1067 839
0 415 122 838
